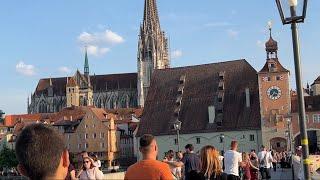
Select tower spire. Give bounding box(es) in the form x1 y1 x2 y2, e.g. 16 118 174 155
138 0 169 107
143 0 160 30
84 46 89 76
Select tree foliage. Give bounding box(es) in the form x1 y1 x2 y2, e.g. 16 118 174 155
0 145 18 168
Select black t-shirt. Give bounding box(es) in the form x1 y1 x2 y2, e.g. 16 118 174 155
189 170 227 180
181 152 201 178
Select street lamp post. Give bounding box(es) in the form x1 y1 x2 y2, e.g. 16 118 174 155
173 120 182 152
286 118 292 152
275 0 310 179
220 134 225 154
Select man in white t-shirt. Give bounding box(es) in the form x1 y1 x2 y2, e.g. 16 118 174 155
224 140 243 180
258 145 273 180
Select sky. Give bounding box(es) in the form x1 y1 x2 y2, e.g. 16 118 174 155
0 0 319 115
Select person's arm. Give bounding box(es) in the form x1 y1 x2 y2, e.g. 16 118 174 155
70 170 77 180
165 160 184 167
76 169 83 178
249 161 259 170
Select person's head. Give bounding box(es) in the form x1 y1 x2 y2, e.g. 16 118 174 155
139 134 158 159
81 151 88 158
15 124 69 180
82 156 95 170
199 145 222 178
261 145 266 151
230 140 238 150
243 153 250 162
185 144 194 153
167 150 174 160
91 154 98 161
176 151 183 160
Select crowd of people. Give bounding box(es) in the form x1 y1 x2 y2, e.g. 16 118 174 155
125 134 292 180
13 123 294 180
14 123 105 180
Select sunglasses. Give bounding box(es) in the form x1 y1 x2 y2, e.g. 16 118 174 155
83 161 90 164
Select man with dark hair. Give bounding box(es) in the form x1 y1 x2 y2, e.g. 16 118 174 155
165 143 201 180
15 124 69 180
125 134 172 180
224 140 243 180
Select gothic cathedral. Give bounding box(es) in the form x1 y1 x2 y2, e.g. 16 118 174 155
28 0 169 113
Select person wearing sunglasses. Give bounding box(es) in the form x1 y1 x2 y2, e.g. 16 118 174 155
78 156 104 179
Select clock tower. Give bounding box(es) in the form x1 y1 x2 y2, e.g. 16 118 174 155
258 24 291 152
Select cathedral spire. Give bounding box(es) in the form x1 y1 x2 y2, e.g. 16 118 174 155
137 0 170 107
143 0 160 31
84 47 89 76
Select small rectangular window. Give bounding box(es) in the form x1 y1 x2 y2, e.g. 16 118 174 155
78 144 81 149
196 137 201 144
174 139 178 145
100 132 105 138
267 77 271 81
85 133 88 139
93 133 97 139
250 134 255 141
85 143 89 149
276 76 281 81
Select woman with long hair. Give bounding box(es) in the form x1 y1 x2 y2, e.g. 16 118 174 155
242 153 258 180
78 156 104 180
189 145 226 180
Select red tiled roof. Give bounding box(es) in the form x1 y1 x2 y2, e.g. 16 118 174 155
4 113 53 127
259 58 289 74
137 59 261 136
291 95 320 113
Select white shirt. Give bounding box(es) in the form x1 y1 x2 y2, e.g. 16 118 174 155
224 150 242 176
258 150 273 168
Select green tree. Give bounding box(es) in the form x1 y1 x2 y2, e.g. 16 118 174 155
0 145 18 168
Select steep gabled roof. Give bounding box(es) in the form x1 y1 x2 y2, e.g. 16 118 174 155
34 73 137 96
137 59 261 136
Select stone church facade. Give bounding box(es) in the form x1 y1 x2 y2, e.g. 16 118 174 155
28 0 169 114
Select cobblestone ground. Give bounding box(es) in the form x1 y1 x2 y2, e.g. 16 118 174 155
269 167 293 180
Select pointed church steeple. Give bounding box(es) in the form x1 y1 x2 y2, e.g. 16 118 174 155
137 0 170 107
84 47 89 76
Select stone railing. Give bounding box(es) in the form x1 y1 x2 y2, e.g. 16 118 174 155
104 172 125 180
292 155 320 180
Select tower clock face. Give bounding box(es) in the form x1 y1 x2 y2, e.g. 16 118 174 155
267 86 282 100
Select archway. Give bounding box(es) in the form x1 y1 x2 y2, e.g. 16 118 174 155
294 130 320 154
270 137 287 152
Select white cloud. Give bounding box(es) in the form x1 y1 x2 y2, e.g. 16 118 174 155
104 30 124 44
204 22 232 27
227 29 239 38
58 66 71 74
78 32 95 44
172 50 183 59
15 61 36 76
86 45 110 56
77 29 124 45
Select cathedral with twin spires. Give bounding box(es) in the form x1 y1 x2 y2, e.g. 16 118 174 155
28 0 169 113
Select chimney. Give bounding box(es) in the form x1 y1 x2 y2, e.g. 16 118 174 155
208 106 215 123
245 88 250 108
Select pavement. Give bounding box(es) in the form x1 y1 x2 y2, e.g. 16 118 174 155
270 168 294 180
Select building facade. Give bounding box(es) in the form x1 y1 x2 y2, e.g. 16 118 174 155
137 59 262 156
28 0 169 113
258 28 291 152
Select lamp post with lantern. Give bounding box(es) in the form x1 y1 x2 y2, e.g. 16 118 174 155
275 0 310 179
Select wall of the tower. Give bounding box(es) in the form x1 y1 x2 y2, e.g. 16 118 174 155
67 86 80 107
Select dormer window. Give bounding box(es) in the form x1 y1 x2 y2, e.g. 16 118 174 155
179 75 186 84
218 82 224 91
269 63 276 72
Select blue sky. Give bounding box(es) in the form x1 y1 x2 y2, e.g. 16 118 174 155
0 0 319 114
